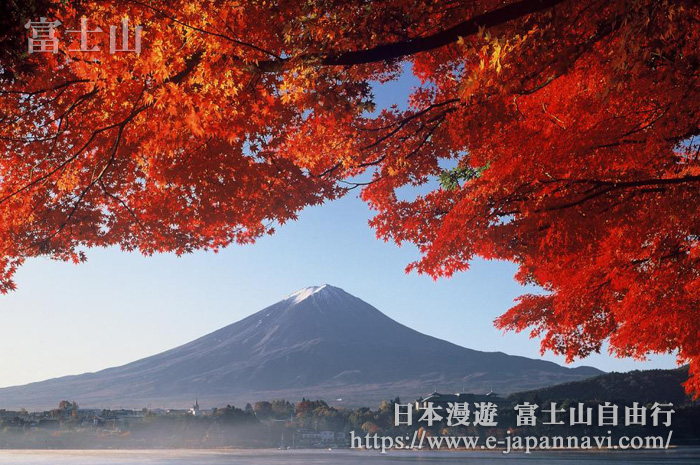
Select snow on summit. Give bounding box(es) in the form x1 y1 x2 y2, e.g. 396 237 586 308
286 284 341 304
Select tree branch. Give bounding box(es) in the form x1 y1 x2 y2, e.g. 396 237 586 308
544 175 700 211
257 0 566 71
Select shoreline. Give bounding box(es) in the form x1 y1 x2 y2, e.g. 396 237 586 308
0 445 694 453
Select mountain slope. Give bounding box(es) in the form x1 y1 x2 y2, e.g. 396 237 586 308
510 366 692 405
0 285 602 409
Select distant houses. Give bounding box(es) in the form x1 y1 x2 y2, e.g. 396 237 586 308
0 390 499 449
415 390 503 409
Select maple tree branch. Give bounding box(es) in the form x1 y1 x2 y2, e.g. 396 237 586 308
98 180 150 236
23 89 99 184
317 100 459 178
0 79 91 96
38 91 148 246
0 123 103 207
339 178 380 191
341 112 449 190
168 51 205 84
257 0 567 71
0 51 204 207
363 99 459 135
516 12 620 95
126 0 281 59
631 248 692 266
543 175 700 211
45 124 126 243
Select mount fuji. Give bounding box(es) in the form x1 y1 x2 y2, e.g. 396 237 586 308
0 285 601 409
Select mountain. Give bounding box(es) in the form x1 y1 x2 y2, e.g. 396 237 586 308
510 366 693 406
0 284 602 409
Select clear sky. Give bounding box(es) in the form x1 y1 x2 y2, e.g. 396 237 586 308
0 70 678 389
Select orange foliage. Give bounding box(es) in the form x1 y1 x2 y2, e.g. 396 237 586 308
1 1 699 394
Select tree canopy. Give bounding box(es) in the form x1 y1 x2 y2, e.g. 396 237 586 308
1 0 699 395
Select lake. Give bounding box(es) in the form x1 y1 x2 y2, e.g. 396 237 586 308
0 449 699 464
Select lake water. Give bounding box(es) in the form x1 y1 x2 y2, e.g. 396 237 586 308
0 449 699 464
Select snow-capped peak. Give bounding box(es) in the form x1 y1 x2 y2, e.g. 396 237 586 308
285 284 339 304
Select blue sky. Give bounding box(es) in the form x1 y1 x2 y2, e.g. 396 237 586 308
0 69 678 389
